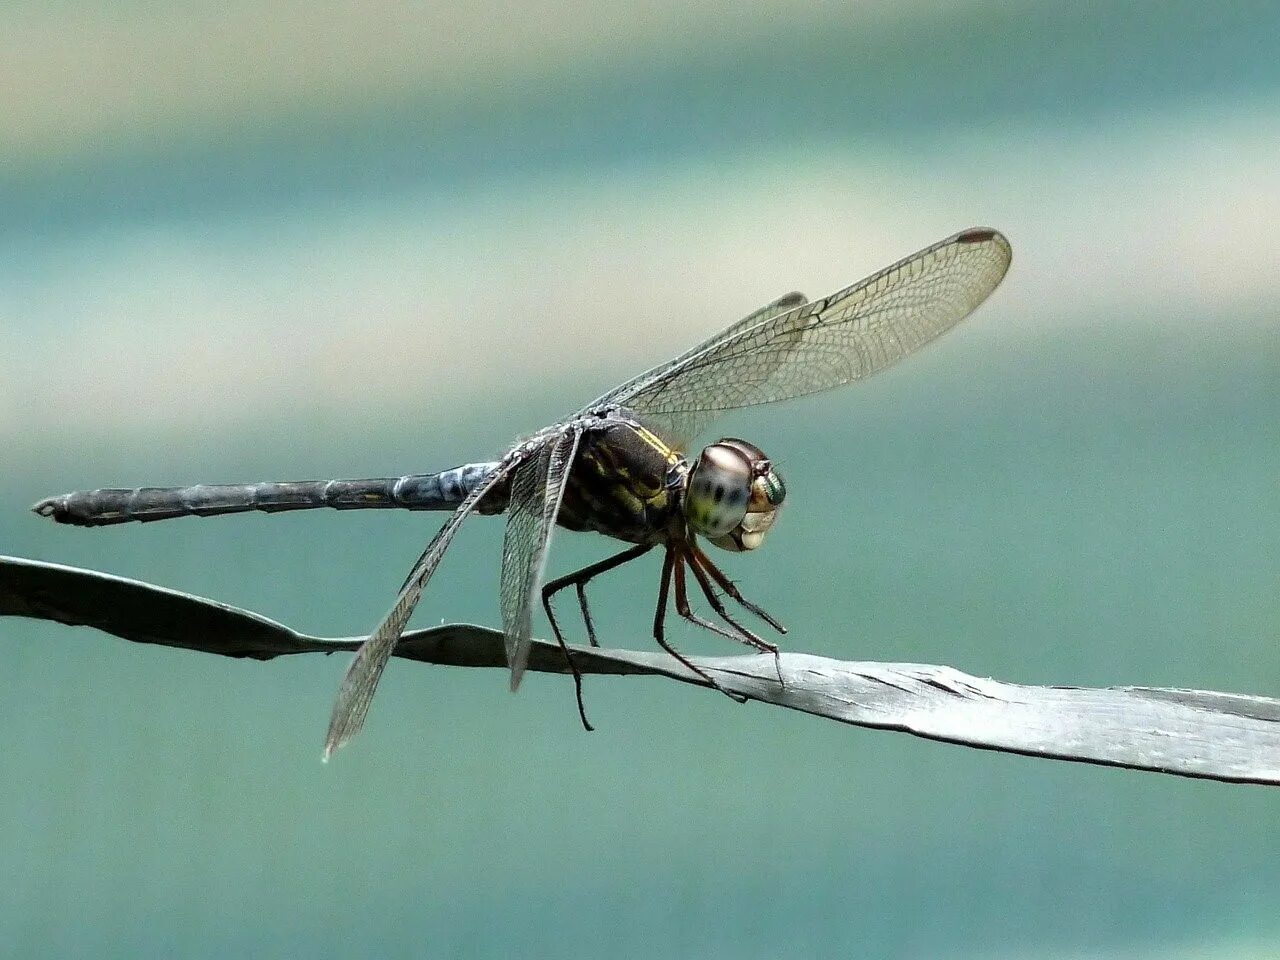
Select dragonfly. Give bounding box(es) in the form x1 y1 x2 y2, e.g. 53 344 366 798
34 227 1012 758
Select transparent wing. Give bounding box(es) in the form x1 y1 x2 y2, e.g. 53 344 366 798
585 290 807 422
500 427 581 692
323 456 521 759
593 229 1011 441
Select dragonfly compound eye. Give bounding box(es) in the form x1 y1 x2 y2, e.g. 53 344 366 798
685 442 754 538
687 439 785 550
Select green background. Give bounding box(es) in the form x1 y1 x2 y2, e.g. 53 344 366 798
2 3 1277 957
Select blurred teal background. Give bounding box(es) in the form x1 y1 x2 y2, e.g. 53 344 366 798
2 2 1278 957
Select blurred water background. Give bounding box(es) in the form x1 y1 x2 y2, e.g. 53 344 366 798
1 2 1277 957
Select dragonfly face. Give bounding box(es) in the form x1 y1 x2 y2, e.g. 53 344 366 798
685 438 785 552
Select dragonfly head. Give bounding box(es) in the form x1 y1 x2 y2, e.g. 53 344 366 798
685 438 785 552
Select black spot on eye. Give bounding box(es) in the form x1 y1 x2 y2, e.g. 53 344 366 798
728 489 743 504
713 485 725 503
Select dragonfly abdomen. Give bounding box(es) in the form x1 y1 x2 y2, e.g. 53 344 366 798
33 462 505 527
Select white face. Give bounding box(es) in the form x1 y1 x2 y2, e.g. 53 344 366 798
684 438 786 552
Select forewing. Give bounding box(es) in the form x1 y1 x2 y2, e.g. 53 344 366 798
323 458 519 759
604 229 1011 440
500 427 581 692
585 290 807 422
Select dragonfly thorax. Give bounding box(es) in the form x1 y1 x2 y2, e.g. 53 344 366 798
684 438 785 552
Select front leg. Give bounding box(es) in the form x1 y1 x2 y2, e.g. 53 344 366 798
653 548 747 704
689 542 787 634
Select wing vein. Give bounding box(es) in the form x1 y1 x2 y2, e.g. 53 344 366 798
587 229 1011 440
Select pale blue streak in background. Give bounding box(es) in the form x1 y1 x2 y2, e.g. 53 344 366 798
3 1 1279 240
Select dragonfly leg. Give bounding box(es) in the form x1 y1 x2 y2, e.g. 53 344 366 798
654 548 748 704
687 548 784 688
684 552 777 655
540 601 594 733
542 543 653 646
672 554 743 644
541 543 653 731
690 542 787 634
574 583 597 647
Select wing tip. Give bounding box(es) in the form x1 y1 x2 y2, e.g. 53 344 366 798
323 688 364 763
322 726 346 762
954 227 1012 275
955 227 1003 245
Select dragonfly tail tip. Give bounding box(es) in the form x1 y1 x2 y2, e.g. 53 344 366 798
32 497 60 519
